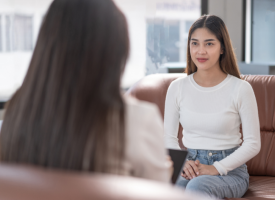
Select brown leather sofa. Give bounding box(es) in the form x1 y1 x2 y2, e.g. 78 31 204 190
127 73 275 200
0 163 214 200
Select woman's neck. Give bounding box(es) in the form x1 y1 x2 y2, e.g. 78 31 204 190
193 67 227 87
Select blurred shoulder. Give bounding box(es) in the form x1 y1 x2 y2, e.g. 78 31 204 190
124 96 163 145
124 96 160 116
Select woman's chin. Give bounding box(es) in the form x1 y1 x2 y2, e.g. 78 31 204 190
195 64 212 71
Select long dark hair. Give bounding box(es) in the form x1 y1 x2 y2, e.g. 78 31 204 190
0 0 129 174
185 15 241 79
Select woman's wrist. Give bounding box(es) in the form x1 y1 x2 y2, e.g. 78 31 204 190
211 165 220 176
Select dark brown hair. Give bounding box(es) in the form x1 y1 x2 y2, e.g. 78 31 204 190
0 0 129 174
185 15 241 79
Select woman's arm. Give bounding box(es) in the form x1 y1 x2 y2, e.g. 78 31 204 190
213 81 261 175
164 81 181 149
125 99 170 182
134 104 170 182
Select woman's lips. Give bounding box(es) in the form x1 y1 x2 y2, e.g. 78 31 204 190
197 58 208 63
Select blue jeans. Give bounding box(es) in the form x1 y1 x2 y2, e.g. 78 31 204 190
176 146 249 199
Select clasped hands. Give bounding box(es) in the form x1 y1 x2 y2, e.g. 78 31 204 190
181 160 220 180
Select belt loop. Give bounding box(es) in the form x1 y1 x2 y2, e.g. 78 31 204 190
192 149 198 160
222 150 226 158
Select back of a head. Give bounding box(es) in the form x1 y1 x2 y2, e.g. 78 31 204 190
0 0 129 174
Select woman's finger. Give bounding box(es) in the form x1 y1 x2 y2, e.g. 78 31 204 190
183 165 192 179
184 175 189 180
189 161 200 175
181 172 187 177
185 163 197 179
195 160 200 165
181 172 186 177
181 172 189 179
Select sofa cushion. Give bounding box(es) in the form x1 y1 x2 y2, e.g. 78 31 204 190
242 176 275 199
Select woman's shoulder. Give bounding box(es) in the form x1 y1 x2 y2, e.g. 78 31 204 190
228 75 255 103
229 75 253 91
124 95 163 149
170 75 189 86
124 96 162 128
167 75 190 95
124 96 160 114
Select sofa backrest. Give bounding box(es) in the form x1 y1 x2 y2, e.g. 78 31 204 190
0 163 195 200
127 74 275 176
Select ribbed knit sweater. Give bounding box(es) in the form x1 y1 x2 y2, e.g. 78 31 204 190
164 73 261 175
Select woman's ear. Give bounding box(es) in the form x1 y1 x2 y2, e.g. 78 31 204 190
220 48 224 54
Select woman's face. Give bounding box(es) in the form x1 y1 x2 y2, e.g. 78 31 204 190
189 28 223 71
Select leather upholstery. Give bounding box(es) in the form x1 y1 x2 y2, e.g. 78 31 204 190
241 75 275 177
127 73 275 200
0 163 209 200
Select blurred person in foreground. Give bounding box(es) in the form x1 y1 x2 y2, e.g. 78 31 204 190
0 0 170 182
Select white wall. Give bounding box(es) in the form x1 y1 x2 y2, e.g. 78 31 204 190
208 0 243 62
0 0 53 101
114 0 156 89
0 53 32 101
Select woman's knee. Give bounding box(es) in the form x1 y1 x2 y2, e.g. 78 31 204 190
185 176 213 196
175 176 189 188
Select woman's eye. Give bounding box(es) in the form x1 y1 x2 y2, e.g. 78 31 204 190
206 43 213 46
192 42 197 45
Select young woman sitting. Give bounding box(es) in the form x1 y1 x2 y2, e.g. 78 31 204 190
164 15 260 198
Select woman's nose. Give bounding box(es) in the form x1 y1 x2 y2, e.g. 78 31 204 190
197 45 206 54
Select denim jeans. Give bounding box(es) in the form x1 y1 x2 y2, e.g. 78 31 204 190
176 146 249 199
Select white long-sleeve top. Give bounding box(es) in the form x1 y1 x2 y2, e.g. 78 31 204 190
164 73 261 175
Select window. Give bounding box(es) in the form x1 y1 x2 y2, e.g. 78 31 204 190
13 14 33 51
146 1 200 75
146 19 196 72
2 14 33 52
147 20 180 66
252 0 275 62
5 15 12 52
0 12 38 101
0 0 200 101
115 0 201 86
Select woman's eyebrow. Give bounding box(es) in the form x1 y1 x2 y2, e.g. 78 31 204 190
204 39 215 42
191 38 216 42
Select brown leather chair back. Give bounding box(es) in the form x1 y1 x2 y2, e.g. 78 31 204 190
0 164 191 200
127 74 275 176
